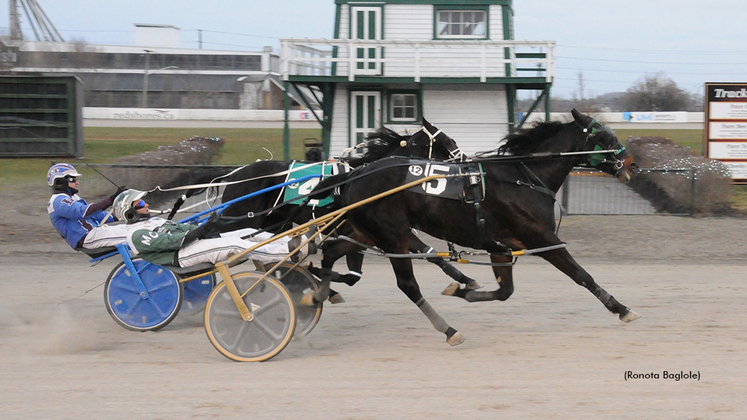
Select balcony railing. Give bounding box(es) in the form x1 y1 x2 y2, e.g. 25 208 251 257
280 38 555 83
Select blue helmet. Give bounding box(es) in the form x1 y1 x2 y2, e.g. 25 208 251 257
47 163 82 187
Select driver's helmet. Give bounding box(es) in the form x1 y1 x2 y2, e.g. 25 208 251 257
47 163 82 186
112 189 148 222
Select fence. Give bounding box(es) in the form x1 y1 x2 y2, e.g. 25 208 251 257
559 169 656 216
559 168 710 216
90 164 702 217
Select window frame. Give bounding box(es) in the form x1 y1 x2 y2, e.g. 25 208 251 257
433 5 489 40
386 90 421 124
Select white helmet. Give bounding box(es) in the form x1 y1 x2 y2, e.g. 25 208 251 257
47 163 82 186
112 189 148 222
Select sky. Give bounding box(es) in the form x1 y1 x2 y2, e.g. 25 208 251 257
2 0 745 99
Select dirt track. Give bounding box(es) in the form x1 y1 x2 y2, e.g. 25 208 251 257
1 188 746 419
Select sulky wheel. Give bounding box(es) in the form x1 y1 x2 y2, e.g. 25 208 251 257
180 273 216 315
264 262 322 337
204 271 296 362
104 259 182 331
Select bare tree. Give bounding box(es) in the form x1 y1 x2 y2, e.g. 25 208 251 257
623 72 691 111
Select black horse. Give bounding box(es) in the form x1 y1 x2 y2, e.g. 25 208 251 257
213 118 476 293
307 109 640 345
218 118 463 229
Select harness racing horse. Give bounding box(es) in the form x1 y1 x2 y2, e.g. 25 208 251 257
219 118 463 231
215 119 477 293
306 109 640 345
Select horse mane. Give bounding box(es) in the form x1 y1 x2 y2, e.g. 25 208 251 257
497 120 567 156
344 127 412 166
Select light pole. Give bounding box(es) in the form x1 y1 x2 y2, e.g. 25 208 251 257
141 50 178 108
142 49 152 108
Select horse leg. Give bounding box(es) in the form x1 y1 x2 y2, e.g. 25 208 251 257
306 237 365 286
540 248 640 322
389 257 464 346
300 238 354 306
342 251 364 286
442 253 514 302
406 232 482 290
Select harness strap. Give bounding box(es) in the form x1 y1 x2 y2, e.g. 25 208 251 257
516 163 556 199
473 201 486 249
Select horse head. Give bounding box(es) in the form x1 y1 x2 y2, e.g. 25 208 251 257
419 118 464 161
571 109 637 182
341 119 463 166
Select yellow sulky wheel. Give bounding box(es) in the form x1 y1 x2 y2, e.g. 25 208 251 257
204 271 296 362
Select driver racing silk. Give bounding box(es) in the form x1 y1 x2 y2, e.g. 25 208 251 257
48 193 115 249
127 218 197 266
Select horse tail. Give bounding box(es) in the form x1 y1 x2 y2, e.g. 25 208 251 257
167 166 233 219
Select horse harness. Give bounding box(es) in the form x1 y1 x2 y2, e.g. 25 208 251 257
581 118 628 175
417 125 465 162
403 160 487 248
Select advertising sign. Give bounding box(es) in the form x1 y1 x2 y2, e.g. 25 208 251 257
705 83 747 183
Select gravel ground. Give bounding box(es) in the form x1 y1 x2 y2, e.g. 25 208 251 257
2 182 746 419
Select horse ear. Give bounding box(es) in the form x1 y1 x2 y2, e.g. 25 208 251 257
422 117 434 130
571 108 590 126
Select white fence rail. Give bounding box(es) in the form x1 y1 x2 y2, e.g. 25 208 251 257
280 38 555 83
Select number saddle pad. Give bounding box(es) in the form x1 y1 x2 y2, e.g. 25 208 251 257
282 161 347 207
404 160 485 203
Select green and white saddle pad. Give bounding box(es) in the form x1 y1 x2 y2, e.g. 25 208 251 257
282 161 347 207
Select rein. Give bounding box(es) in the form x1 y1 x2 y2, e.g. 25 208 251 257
147 161 330 194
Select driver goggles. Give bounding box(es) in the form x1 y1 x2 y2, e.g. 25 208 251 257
132 200 146 209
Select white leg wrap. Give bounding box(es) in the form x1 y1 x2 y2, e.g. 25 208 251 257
416 298 449 334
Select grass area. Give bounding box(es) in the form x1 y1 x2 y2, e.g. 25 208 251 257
2 127 321 191
733 185 747 211
615 129 704 154
84 127 323 164
3 126 745 210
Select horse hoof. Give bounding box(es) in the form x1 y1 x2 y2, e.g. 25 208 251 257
300 292 316 307
620 309 640 323
465 280 483 290
441 282 460 296
446 332 465 346
328 293 346 304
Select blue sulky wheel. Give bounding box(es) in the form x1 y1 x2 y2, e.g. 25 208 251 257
263 262 322 337
104 259 182 331
204 271 296 362
180 273 216 315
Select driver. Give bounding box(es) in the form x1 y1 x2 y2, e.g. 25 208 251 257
47 163 128 250
114 189 308 268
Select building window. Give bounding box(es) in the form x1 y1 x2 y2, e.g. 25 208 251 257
436 9 487 39
389 93 418 122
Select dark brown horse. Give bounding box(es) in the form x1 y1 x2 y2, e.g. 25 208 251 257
307 109 640 345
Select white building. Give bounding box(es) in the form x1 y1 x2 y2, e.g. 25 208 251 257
280 0 555 157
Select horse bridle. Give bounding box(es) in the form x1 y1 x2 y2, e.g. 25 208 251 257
582 119 627 174
418 126 465 161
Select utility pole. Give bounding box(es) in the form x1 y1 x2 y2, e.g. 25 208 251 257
578 72 585 101
142 50 152 108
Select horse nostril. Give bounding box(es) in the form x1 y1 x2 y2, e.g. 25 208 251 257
630 162 639 171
